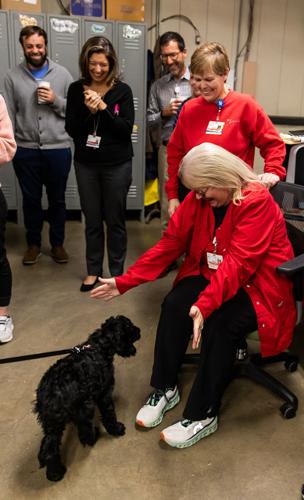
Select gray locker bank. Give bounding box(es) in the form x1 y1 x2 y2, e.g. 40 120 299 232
0 10 146 218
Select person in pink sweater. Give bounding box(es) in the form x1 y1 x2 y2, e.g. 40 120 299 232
90 143 296 449
166 41 286 217
0 95 17 343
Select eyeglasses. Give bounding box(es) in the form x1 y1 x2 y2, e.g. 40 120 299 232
196 187 210 197
160 51 181 62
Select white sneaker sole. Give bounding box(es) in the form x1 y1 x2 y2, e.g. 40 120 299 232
136 391 180 428
0 324 14 343
160 418 218 448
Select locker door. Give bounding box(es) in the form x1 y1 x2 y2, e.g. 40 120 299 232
116 22 146 121
9 11 46 66
82 18 114 44
116 22 147 211
47 15 82 211
0 164 17 210
0 10 11 94
47 14 81 81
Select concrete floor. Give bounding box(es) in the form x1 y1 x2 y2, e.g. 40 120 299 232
1 217 304 500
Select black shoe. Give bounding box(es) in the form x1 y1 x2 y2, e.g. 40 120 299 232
80 277 99 292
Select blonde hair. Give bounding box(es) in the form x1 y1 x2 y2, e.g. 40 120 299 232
178 143 259 205
190 41 230 77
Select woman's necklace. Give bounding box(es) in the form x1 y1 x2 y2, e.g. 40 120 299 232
90 80 114 98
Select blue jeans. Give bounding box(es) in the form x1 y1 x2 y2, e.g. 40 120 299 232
13 147 71 247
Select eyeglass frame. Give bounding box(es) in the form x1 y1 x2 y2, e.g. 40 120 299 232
159 51 183 62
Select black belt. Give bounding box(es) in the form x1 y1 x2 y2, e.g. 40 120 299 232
162 140 169 146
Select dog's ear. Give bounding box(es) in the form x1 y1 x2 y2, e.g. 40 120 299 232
100 316 116 331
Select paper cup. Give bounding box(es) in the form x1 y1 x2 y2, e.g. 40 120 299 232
37 81 51 104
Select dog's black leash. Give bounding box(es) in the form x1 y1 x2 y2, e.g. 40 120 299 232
0 344 93 364
0 348 72 364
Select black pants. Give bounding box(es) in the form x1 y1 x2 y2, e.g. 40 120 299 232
150 276 258 420
13 147 71 247
0 188 12 307
75 160 132 277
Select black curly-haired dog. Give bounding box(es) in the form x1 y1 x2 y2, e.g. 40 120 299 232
34 315 140 482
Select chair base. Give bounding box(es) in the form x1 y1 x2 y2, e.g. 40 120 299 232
183 350 299 419
233 357 298 418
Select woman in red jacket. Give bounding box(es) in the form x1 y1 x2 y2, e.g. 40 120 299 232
166 41 286 217
91 143 296 449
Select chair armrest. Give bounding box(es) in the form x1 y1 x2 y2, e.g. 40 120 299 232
277 253 304 277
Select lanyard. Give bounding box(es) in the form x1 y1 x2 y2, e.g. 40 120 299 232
215 98 224 121
93 114 100 136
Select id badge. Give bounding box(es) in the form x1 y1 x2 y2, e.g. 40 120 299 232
86 134 101 148
207 252 223 270
205 121 225 135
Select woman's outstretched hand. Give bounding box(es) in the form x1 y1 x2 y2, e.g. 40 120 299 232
189 305 204 349
90 278 120 301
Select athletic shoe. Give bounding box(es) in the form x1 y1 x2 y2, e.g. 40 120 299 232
0 316 14 343
136 387 180 428
160 416 218 448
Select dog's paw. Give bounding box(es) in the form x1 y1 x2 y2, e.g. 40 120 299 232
87 427 101 446
106 421 126 436
46 463 67 482
80 427 101 446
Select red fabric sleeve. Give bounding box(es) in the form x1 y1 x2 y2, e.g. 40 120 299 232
247 100 286 179
116 196 196 294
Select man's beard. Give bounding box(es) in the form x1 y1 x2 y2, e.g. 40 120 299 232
167 60 184 77
24 52 47 68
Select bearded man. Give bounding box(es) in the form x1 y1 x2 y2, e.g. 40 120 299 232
4 25 73 265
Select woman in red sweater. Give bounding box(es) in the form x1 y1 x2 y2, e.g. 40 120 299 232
166 41 286 217
91 143 296 449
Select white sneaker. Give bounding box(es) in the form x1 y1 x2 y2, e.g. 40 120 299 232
136 387 180 428
0 316 14 343
160 416 218 448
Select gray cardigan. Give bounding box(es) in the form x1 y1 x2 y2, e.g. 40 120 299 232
4 59 73 149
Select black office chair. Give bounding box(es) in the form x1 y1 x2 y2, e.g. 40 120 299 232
183 181 304 419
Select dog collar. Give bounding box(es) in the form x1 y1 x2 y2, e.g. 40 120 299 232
71 344 92 355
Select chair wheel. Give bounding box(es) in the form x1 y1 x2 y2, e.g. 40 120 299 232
284 360 298 372
280 403 296 419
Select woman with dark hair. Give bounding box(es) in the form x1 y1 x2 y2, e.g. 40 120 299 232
65 36 134 291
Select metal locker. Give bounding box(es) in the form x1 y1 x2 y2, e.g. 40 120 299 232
9 11 46 67
0 10 11 94
47 14 81 81
46 14 82 211
116 22 146 121
82 18 115 44
116 22 147 211
0 164 17 210
128 120 145 210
